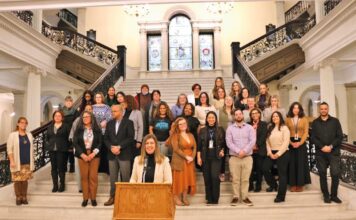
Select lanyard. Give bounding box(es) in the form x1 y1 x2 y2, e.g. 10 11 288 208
208 129 214 140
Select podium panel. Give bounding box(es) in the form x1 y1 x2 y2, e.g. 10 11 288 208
113 183 175 220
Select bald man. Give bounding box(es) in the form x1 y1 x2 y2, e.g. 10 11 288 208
104 104 135 206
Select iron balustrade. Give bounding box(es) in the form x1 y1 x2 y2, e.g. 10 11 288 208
324 0 343 15
57 9 78 28
238 18 316 63
42 22 118 65
11 10 33 26
285 1 312 23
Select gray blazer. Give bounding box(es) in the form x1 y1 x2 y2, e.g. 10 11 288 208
129 110 144 143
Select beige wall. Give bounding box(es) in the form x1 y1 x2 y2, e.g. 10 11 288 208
284 0 299 12
84 2 277 68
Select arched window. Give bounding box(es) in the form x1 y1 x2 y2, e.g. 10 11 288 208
169 15 192 71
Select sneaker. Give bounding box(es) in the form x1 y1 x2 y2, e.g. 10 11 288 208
242 198 253 206
230 197 239 206
330 196 342 204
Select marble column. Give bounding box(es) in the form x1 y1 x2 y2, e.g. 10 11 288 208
161 26 169 77
315 0 325 24
139 28 147 78
278 84 292 110
32 9 42 33
317 60 336 116
24 66 42 131
275 1 286 26
213 26 222 76
192 26 200 76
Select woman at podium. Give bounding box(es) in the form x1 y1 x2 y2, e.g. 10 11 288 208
130 134 172 183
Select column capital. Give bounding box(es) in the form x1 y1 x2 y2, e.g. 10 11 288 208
313 58 338 71
161 27 168 33
192 27 199 33
277 84 293 90
23 65 46 76
214 26 221 32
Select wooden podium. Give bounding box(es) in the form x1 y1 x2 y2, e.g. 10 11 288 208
113 183 175 220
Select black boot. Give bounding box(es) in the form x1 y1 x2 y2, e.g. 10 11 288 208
58 172 65 192
51 173 59 193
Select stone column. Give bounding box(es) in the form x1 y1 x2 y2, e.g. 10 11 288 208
24 66 42 131
213 26 222 76
317 60 336 116
161 26 169 77
278 84 292 110
32 9 42 33
192 26 200 76
139 28 147 78
315 0 325 24
77 8 87 35
275 1 286 26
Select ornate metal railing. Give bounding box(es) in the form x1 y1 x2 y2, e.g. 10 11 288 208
57 9 77 28
285 1 312 23
231 41 260 96
0 47 126 188
42 22 118 65
307 137 356 188
324 0 343 15
238 18 316 63
11 10 33 26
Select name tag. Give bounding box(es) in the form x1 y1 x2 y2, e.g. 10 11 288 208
209 140 214 149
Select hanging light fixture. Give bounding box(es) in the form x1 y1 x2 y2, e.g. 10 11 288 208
123 4 150 17
206 2 234 15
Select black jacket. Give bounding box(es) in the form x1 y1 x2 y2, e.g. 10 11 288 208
73 127 102 159
46 123 71 152
104 118 135 161
198 126 226 162
248 121 268 156
310 115 343 156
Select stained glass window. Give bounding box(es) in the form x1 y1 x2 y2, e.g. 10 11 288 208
199 34 214 70
169 15 192 71
148 35 162 71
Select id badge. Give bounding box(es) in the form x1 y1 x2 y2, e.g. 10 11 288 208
209 140 214 149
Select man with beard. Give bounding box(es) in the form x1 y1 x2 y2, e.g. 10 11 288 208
226 108 256 206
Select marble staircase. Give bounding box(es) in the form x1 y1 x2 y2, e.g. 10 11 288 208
0 165 356 220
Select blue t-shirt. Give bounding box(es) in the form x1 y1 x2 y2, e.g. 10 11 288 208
150 117 171 142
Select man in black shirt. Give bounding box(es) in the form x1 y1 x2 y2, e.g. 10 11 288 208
311 102 343 204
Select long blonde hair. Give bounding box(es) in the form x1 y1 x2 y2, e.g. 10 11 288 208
139 134 165 164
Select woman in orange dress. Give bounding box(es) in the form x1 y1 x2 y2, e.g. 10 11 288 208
170 117 197 206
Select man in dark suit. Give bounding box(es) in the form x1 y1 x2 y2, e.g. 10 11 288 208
103 104 135 206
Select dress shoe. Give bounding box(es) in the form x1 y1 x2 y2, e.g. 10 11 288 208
296 186 304 192
324 196 331 203
81 200 88 207
330 196 342 204
52 184 58 193
274 197 285 203
242 198 253 206
290 186 297 192
16 198 22 206
104 197 114 206
58 184 65 192
91 200 97 206
230 197 239 206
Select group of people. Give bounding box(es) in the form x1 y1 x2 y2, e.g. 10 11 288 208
6 77 343 208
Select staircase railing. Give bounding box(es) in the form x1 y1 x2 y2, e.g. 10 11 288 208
238 18 316 63
11 10 33 26
0 46 126 188
42 21 118 65
285 1 312 23
324 0 343 15
231 42 260 96
57 9 78 29
307 136 356 189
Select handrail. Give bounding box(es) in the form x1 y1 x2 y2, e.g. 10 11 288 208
285 1 311 23
238 17 316 63
236 56 261 88
341 143 356 153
